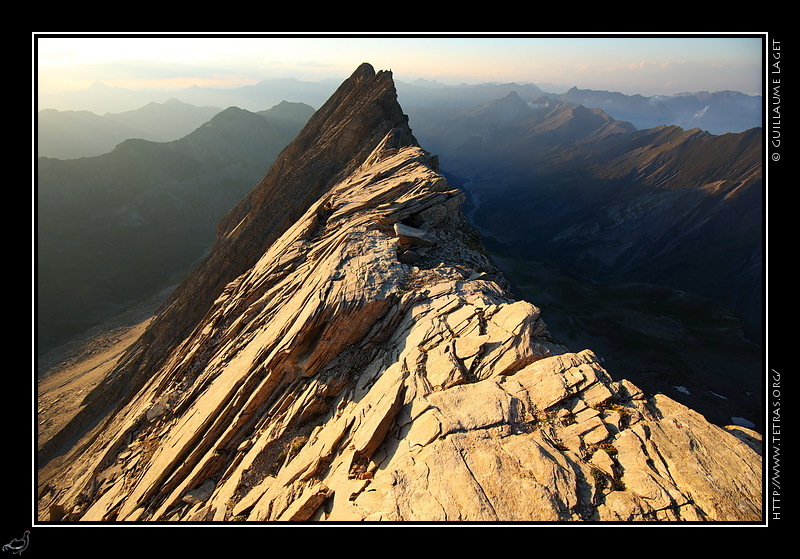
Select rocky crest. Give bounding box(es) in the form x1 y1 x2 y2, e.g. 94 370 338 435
37 64 762 523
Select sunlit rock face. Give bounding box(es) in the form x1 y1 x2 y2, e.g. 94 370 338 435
37 64 762 523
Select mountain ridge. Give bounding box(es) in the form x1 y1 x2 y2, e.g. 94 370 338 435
37 63 762 524
36 63 412 466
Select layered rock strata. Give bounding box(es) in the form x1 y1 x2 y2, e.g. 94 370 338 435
36 63 414 468
37 64 762 523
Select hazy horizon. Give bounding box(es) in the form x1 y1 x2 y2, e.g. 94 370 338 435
35 33 765 113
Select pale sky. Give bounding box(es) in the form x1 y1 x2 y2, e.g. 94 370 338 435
34 33 765 99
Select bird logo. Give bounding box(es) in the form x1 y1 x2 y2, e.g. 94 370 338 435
2 531 29 555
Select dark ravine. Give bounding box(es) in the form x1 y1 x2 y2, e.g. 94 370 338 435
37 64 763 524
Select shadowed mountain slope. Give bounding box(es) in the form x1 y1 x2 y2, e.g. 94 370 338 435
410 97 762 335
37 102 314 356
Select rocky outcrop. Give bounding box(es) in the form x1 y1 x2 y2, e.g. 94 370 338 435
36 63 414 468
37 64 762 523
90 63 413 409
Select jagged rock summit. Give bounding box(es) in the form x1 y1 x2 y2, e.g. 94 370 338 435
37 63 762 523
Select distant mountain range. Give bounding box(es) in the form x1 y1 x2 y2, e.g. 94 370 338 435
37 78 341 116
38 77 762 149
38 99 223 158
36 101 314 355
548 87 762 135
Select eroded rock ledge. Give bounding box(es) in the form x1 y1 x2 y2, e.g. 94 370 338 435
38 124 762 523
